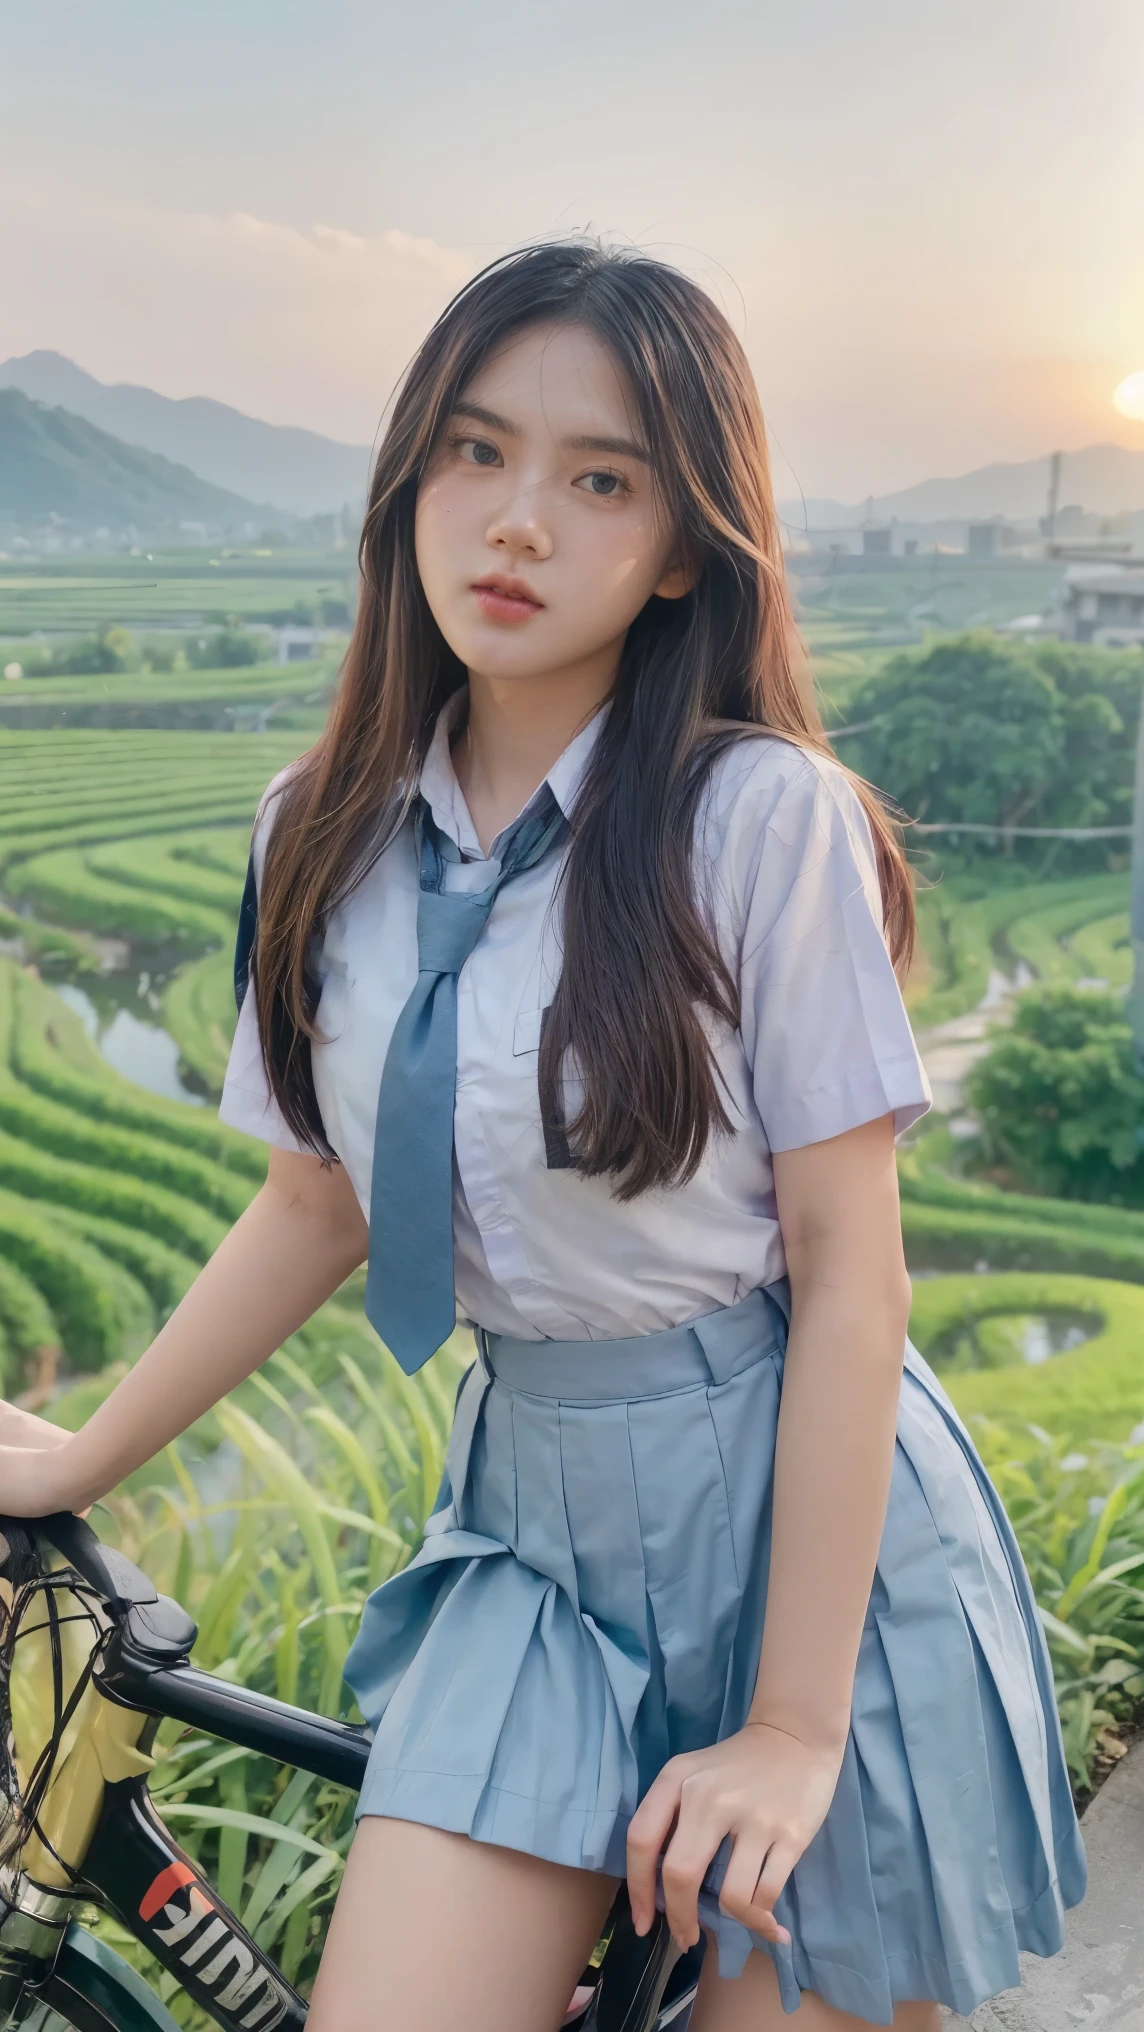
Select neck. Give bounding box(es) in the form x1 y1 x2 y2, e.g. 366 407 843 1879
455 654 615 852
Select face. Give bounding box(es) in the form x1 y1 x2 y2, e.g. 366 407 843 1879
414 321 689 689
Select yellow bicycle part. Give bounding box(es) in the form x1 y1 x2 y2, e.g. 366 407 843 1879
7 1555 155 1890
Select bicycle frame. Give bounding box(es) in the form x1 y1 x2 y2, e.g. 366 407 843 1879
0 1514 701 2032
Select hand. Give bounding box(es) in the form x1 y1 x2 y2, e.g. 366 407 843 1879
626 1721 844 1952
0 1402 77 1518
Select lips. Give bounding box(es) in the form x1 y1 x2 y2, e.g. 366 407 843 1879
472 575 543 622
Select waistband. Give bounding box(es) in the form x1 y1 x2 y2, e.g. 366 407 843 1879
474 1282 789 1403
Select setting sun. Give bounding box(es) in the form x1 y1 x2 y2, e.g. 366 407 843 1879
1113 371 1144 421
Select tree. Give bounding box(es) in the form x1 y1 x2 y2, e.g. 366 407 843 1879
847 637 1064 832
966 985 1144 1204
844 635 1143 859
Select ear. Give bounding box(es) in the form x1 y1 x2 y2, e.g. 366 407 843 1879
653 557 698 601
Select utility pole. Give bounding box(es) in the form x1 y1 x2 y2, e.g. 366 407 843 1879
1046 450 1063 540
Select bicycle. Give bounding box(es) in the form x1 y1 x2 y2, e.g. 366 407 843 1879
0 1511 703 2031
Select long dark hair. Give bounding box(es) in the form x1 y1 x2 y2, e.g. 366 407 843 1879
256 240 915 1196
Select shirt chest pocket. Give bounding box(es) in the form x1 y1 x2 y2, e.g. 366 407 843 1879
512 1005 545 1057
509 1003 571 1169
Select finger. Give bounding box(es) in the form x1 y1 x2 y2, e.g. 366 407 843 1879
626 1766 685 1935
716 1833 771 1933
742 1839 800 1946
659 1818 725 1950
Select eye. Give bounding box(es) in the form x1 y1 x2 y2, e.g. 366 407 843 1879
453 435 502 468
575 469 629 498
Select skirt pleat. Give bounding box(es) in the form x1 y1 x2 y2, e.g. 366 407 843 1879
343 1291 1085 2023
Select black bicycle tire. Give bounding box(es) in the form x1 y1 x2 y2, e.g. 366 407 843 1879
33 1924 181 2032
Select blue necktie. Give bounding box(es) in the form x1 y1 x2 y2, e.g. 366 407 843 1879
365 789 570 1373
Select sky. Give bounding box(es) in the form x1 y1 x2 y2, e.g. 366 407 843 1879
3 0 1144 503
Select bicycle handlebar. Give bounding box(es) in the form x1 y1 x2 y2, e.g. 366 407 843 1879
2 1510 373 1793
36 1509 159 1613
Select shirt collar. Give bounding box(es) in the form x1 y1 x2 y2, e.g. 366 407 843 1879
419 687 607 861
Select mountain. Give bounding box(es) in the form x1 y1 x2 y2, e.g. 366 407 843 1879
781 445 1144 531
0 352 372 518
0 389 270 538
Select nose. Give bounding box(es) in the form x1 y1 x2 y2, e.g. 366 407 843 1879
484 479 554 562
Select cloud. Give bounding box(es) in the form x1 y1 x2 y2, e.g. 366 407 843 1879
0 194 475 441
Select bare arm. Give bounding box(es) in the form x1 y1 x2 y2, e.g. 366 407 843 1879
0 1147 369 1517
627 1114 911 1947
749 1112 909 1747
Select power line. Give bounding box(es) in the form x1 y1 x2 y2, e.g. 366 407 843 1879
912 822 1131 839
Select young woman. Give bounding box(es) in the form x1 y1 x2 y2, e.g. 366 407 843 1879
1 242 1084 2032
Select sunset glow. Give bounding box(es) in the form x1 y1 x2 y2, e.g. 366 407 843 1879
1113 372 1144 422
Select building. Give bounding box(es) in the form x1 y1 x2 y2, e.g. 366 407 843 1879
967 521 1002 558
1060 564 1144 646
271 625 337 665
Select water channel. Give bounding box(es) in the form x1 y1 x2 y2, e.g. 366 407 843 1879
55 973 206 1107
3 891 210 1108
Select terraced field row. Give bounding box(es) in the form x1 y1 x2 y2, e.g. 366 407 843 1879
2 726 1142 1452
0 728 303 874
0 729 304 1085
0 953 257 1390
0 552 354 634
909 870 1132 1028
0 952 462 1486
0 657 337 732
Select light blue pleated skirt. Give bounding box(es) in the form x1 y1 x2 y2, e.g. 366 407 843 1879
342 1287 1086 2024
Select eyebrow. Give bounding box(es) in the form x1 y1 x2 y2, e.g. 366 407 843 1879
564 431 651 464
451 400 651 465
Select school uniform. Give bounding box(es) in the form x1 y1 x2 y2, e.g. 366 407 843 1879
221 695 1085 2024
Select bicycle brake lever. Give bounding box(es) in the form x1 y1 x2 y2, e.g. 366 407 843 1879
36 1512 158 1614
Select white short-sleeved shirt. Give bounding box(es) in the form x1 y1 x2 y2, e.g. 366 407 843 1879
220 697 930 1340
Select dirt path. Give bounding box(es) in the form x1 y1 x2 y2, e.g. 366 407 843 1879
914 967 1029 1115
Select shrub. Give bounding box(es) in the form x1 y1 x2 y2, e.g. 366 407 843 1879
41 627 136 677
967 984 1144 1203
187 629 261 669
